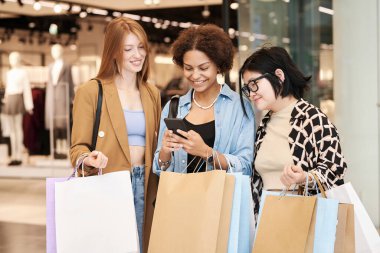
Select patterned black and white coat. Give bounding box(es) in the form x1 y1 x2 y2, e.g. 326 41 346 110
251 99 347 216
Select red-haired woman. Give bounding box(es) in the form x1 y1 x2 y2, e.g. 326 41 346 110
70 17 161 252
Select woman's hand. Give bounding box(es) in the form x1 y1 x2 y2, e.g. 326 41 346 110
174 129 210 158
160 130 182 154
82 151 108 176
280 165 307 187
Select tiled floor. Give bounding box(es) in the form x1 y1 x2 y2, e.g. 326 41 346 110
0 178 46 253
0 158 70 253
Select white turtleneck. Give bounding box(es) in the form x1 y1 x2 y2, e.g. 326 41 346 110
5 67 33 111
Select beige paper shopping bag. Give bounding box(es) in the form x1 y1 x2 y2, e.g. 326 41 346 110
148 170 228 253
334 203 355 253
252 195 317 253
216 174 235 253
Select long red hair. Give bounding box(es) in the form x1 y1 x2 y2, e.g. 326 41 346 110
96 17 150 86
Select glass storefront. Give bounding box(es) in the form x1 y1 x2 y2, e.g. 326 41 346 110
238 0 334 121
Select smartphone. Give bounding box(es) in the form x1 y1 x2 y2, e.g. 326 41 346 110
164 118 188 139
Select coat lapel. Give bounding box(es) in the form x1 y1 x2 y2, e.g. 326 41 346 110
103 81 132 166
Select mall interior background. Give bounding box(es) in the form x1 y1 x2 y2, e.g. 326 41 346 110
0 0 379 251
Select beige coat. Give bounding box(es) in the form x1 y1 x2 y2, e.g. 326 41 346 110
70 78 161 253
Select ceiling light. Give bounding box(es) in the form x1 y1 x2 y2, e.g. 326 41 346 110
72 5 81 12
164 37 171 43
113 12 122 17
79 11 87 18
28 22 36 28
144 0 160 5
179 22 191 28
123 13 141 20
91 8 108 16
53 3 62 13
141 16 151 22
33 1 41 10
230 3 239 10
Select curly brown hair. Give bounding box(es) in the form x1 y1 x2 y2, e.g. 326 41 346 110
172 24 234 74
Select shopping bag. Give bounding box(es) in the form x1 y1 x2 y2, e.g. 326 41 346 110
312 197 339 253
216 174 235 253
253 190 338 253
239 175 255 252
227 173 243 253
252 193 317 253
227 173 254 253
326 182 380 253
55 170 139 253
334 203 355 253
148 170 234 253
46 177 67 253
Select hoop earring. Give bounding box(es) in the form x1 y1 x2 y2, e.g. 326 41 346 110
216 73 225 85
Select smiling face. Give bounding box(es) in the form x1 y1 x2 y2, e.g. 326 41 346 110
242 70 277 111
122 33 146 74
182 50 218 93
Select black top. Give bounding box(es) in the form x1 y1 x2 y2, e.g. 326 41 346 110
183 118 215 173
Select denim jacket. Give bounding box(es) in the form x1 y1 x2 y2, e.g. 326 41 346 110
153 84 255 176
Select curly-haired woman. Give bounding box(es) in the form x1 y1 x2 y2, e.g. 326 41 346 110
153 24 255 175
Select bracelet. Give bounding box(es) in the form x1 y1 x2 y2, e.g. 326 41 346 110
158 158 171 170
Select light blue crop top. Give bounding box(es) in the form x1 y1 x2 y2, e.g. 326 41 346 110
123 109 146 146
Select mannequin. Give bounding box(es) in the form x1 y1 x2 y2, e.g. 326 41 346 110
2 52 33 165
45 44 74 159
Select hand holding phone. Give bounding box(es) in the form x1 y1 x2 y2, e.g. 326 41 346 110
164 118 188 139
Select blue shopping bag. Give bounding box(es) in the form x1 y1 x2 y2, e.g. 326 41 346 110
227 173 242 253
313 196 339 253
238 175 254 252
227 173 254 253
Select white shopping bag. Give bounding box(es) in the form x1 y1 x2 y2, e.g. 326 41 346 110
55 171 139 253
326 182 380 253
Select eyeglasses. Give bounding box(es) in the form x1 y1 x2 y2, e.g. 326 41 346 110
241 73 271 97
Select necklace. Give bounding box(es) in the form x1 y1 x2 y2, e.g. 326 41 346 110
192 85 223 110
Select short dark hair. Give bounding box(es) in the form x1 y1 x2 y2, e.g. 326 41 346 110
239 46 311 99
171 24 234 74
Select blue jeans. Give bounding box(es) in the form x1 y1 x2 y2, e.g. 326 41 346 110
132 165 145 251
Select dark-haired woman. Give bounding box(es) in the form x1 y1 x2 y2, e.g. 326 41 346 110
239 46 347 217
153 24 255 175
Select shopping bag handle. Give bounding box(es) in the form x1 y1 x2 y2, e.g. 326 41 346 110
309 171 327 198
213 150 232 172
180 156 204 173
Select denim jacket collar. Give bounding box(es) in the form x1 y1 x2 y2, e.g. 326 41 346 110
179 83 235 107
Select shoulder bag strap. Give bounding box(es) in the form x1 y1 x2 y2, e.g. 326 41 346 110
168 95 180 118
90 78 103 151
